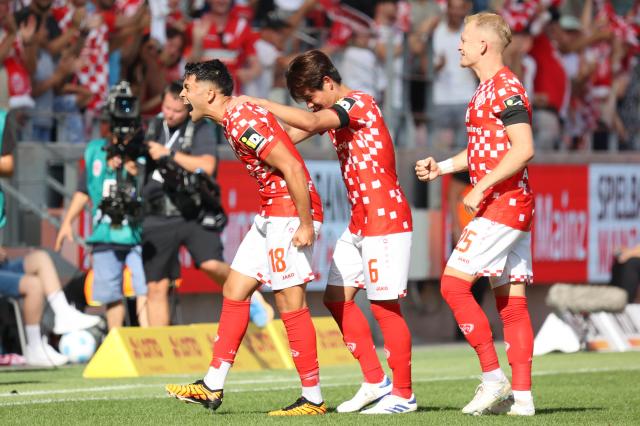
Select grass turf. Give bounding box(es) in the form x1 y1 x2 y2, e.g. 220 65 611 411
1 345 639 425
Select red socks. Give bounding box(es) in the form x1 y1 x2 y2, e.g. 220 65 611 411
496 296 533 391
324 300 385 383
370 301 413 399
211 298 250 367
281 308 320 387
440 275 500 372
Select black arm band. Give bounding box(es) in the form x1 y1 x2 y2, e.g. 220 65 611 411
500 105 530 126
331 104 350 129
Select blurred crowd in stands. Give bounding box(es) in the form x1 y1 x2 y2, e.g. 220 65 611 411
0 0 639 151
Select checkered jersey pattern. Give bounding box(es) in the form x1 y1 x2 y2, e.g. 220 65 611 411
223 103 323 221
466 67 534 231
76 12 115 112
328 91 412 237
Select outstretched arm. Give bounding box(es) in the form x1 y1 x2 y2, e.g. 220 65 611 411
235 96 341 135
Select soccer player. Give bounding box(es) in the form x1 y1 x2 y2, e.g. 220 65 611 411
165 60 326 416
415 12 535 416
231 50 416 414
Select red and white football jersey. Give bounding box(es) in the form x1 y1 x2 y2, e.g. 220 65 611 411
466 67 534 231
328 91 412 237
223 103 323 222
186 15 256 93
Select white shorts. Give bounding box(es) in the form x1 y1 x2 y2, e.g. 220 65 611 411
446 217 533 288
327 229 412 300
231 215 321 291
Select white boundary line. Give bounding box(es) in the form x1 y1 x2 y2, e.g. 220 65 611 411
1 366 639 406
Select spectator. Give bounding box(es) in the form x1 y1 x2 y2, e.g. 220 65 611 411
340 28 382 100
528 10 568 150
407 0 441 126
75 0 147 119
610 244 640 303
242 14 289 100
186 0 261 94
15 0 75 142
503 25 535 94
1 1 36 115
121 34 166 116
374 0 405 112
166 0 188 33
0 248 102 366
430 0 476 150
160 26 187 84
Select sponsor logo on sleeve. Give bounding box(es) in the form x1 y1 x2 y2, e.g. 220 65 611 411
503 95 524 108
239 127 266 150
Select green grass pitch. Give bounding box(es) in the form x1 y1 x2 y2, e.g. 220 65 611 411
1 345 639 425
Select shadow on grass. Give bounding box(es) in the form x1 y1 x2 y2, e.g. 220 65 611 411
536 407 606 415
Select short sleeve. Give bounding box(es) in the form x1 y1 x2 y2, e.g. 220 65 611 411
330 96 368 130
492 82 530 125
236 119 275 160
77 168 88 194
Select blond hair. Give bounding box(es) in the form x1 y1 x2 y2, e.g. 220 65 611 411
464 12 512 51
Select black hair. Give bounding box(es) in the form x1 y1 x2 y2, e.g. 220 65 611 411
184 60 234 96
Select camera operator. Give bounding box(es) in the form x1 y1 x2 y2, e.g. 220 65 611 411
55 83 148 330
142 81 229 326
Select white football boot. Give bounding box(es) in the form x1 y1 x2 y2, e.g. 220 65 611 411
360 393 417 414
490 394 535 416
462 378 512 415
336 376 392 413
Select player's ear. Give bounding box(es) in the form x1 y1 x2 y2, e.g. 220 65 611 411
323 76 333 91
481 40 488 55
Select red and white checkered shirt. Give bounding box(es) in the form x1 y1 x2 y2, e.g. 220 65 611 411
223 103 323 222
466 67 534 231
77 11 115 111
328 91 412 237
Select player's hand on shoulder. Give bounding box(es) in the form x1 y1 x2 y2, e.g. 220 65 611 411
292 222 315 248
227 95 259 111
415 157 440 182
